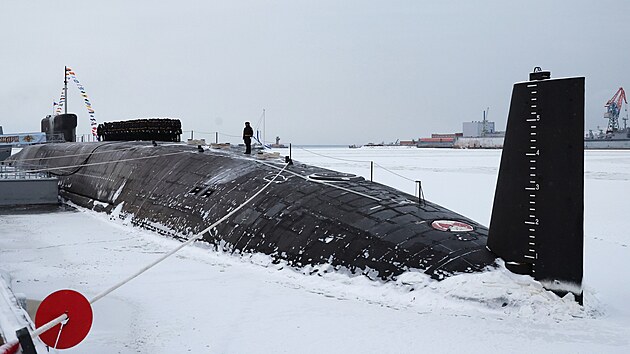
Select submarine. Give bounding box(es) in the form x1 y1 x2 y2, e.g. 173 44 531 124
8 68 585 301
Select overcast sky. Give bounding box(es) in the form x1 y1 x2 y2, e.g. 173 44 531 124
1 0 629 145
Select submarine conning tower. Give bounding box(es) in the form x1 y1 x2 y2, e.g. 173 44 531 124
488 67 585 303
41 113 78 142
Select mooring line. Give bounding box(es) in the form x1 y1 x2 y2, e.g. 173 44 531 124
0 312 70 353
255 159 381 202
373 162 417 183
2 160 292 351
294 146 419 184
19 151 191 174
295 146 369 163
9 145 143 163
88 160 292 304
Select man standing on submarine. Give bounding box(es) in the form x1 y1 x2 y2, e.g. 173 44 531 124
243 121 254 154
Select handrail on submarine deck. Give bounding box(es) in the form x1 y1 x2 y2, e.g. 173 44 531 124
0 163 54 180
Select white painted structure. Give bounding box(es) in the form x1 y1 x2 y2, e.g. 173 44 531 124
454 136 504 149
463 121 495 137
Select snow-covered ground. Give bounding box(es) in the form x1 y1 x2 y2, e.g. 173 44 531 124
1 147 629 353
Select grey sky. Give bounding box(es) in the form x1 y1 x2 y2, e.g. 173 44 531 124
1 0 628 145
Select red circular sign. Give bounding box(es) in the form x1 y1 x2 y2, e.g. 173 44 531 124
35 289 93 349
431 220 474 232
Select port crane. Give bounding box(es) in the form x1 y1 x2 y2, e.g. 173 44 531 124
604 87 627 132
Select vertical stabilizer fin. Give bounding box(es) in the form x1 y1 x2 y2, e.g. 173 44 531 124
488 68 584 303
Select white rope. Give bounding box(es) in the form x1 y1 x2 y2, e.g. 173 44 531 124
216 131 241 138
9 146 143 163
373 162 416 183
187 130 217 135
20 151 191 174
0 313 70 353
53 319 67 349
295 146 418 184
8 148 398 348
295 146 368 163
88 160 291 304
254 160 381 202
32 313 68 339
2 149 285 349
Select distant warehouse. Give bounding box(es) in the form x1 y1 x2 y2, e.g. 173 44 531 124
417 121 505 149
417 133 462 148
455 121 505 149
463 121 496 137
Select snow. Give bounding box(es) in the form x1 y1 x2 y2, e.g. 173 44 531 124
0 274 27 345
1 147 630 353
112 182 126 203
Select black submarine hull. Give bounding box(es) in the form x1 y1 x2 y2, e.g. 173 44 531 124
7 68 585 304
11 142 496 280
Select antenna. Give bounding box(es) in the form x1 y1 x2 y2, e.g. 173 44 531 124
482 107 490 136
254 109 266 144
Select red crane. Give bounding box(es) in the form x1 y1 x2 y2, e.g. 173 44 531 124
604 87 627 132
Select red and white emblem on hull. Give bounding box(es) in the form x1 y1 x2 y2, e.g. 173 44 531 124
431 220 474 232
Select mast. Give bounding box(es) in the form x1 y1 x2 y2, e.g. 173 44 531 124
64 66 68 115
263 108 266 146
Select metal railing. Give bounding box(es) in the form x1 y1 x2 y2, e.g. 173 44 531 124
0 163 53 180
77 134 98 142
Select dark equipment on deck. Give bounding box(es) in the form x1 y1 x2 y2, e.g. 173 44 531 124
98 118 182 142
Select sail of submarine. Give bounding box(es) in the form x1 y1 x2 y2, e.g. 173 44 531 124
9 68 584 302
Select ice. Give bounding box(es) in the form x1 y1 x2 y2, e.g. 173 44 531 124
1 147 629 353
